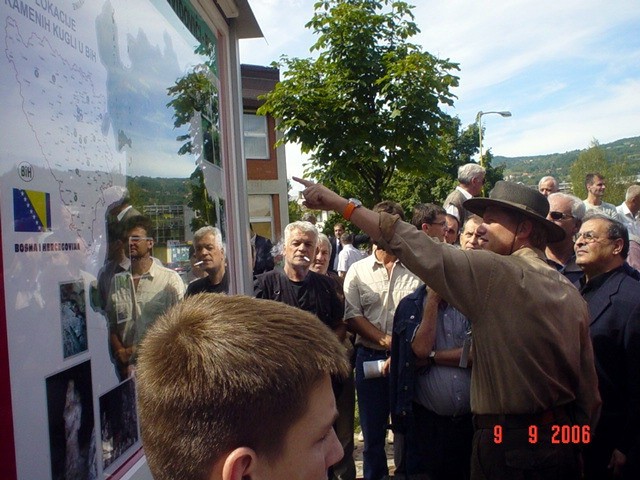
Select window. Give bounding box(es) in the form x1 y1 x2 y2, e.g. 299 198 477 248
249 194 273 239
243 113 269 159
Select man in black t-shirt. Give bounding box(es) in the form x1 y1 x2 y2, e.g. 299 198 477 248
186 226 229 296
254 221 344 337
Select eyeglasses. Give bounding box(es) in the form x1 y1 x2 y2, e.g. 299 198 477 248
428 220 447 227
575 231 619 243
129 236 151 243
549 211 574 221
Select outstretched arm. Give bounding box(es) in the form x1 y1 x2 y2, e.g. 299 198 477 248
294 177 384 242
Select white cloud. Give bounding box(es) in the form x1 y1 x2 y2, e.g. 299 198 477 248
242 0 640 168
492 78 640 156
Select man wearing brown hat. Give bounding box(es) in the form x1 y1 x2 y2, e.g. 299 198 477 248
294 177 601 480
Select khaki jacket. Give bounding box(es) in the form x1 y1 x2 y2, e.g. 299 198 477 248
378 213 601 428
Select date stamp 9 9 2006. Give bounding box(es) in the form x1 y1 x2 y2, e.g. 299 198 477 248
493 424 591 445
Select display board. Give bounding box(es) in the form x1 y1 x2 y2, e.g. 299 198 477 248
0 1 225 478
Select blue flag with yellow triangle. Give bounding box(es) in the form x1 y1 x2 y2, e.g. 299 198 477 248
13 188 52 232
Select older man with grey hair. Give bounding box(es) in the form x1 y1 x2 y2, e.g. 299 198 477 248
617 185 640 238
444 163 486 225
574 213 640 479
186 225 228 295
254 221 348 480
538 175 559 196
254 221 345 336
545 192 587 283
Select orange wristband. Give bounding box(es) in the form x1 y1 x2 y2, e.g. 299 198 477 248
343 202 357 221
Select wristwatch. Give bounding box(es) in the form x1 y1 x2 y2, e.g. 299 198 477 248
343 198 362 221
428 350 437 365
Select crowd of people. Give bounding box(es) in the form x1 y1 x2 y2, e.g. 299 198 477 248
107 166 639 480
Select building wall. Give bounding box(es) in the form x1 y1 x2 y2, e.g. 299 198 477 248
242 64 290 242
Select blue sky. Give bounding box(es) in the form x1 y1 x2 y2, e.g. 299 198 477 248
239 0 640 183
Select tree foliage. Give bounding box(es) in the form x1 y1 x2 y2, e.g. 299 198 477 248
166 43 222 232
288 198 304 223
569 140 631 205
188 167 218 231
258 0 460 205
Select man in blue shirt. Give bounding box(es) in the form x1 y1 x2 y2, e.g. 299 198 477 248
391 215 479 479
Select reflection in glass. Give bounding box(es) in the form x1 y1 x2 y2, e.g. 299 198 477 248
167 41 225 236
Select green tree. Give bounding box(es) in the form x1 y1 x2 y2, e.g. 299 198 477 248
309 118 495 215
288 198 304 223
481 149 505 195
569 141 631 204
166 43 222 232
259 0 460 205
187 167 218 231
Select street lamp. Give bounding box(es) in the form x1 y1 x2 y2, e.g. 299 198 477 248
476 110 512 167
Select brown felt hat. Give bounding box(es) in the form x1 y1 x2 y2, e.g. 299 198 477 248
463 181 565 242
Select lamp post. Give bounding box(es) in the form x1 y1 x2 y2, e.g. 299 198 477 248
476 110 511 167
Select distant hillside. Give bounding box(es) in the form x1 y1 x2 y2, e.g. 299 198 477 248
127 176 191 208
494 136 640 185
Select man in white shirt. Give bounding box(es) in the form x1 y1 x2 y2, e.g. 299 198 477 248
107 215 184 380
337 233 365 278
583 173 621 220
343 201 422 480
444 163 486 225
616 185 640 238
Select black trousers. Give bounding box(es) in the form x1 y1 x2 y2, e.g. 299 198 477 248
410 402 473 480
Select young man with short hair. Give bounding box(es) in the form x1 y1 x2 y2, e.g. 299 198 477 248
583 173 621 220
137 294 350 480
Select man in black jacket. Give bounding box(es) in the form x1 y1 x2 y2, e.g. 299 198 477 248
254 220 345 338
575 213 640 479
251 224 275 276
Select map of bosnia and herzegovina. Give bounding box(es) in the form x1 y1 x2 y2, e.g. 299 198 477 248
5 0 211 253
5 13 118 251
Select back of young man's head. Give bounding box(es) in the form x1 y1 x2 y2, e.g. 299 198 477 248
137 294 349 480
340 232 354 245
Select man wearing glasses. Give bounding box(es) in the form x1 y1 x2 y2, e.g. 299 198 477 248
575 213 640 479
545 192 587 283
411 203 448 241
107 215 184 380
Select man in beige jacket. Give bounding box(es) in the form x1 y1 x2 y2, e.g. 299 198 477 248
296 177 601 480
